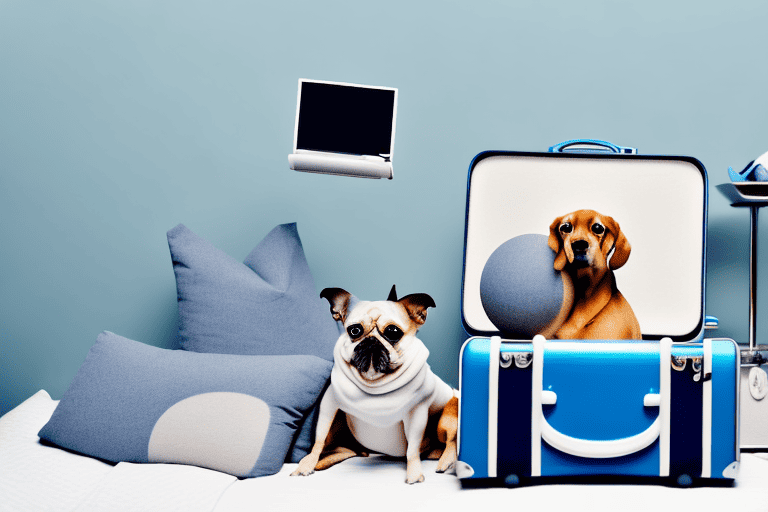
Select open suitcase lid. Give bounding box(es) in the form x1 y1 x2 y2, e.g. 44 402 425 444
461 140 708 342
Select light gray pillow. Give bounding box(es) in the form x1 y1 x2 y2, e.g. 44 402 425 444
38 331 333 478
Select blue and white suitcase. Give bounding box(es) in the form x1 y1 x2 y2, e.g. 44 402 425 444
456 140 740 486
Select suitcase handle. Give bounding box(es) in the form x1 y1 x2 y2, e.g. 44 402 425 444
531 336 672 462
540 404 661 459
548 139 638 155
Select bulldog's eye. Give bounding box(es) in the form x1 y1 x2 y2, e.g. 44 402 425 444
382 325 404 343
347 324 364 339
591 223 605 235
559 223 573 234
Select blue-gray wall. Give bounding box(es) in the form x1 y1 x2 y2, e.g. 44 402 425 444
1 0 766 416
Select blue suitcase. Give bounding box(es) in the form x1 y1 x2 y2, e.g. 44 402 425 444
456 140 740 485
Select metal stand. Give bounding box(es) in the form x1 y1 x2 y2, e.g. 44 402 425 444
716 182 768 365
744 206 766 365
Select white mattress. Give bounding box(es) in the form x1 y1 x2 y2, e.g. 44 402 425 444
2 390 768 512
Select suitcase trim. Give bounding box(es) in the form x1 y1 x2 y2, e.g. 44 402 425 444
714 337 741 473
487 336 501 477
702 338 712 478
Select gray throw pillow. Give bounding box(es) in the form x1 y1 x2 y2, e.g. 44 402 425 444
167 223 339 359
38 331 333 478
167 223 340 461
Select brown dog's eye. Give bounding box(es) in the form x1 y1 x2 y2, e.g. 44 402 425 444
347 324 364 339
382 325 404 343
591 223 605 235
559 223 572 234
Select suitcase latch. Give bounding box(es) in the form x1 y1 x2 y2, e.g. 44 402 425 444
499 351 532 369
671 356 709 382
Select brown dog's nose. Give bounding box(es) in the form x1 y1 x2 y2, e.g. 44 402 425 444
571 240 589 253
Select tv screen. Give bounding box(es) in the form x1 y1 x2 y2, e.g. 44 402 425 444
295 80 397 158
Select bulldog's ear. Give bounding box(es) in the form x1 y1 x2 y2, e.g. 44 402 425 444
387 285 398 302
602 216 631 270
398 293 436 326
320 288 354 323
548 216 567 271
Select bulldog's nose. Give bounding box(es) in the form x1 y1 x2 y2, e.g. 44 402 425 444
571 240 589 253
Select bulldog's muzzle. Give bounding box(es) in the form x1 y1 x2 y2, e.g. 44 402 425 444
350 337 395 375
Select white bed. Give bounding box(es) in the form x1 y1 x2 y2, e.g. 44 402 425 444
3 390 768 512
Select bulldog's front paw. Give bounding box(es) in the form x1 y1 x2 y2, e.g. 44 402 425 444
291 455 318 477
290 467 314 477
406 472 425 484
405 457 425 484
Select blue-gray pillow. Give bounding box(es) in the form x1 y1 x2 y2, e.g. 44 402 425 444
166 223 340 462
38 331 333 478
167 223 340 360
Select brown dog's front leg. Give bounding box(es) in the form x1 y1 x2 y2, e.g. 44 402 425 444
291 391 339 477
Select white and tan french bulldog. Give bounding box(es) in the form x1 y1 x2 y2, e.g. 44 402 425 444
291 286 458 484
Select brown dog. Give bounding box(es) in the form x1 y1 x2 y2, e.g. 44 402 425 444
291 286 458 484
548 209 641 340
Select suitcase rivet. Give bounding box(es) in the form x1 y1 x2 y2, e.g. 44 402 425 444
504 474 520 486
676 474 693 487
499 352 513 368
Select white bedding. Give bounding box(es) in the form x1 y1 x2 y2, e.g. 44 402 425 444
2 390 768 512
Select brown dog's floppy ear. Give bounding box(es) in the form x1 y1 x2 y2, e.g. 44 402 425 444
548 216 568 271
320 288 354 323
398 293 436 326
602 216 631 270
387 285 398 302
609 231 631 270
